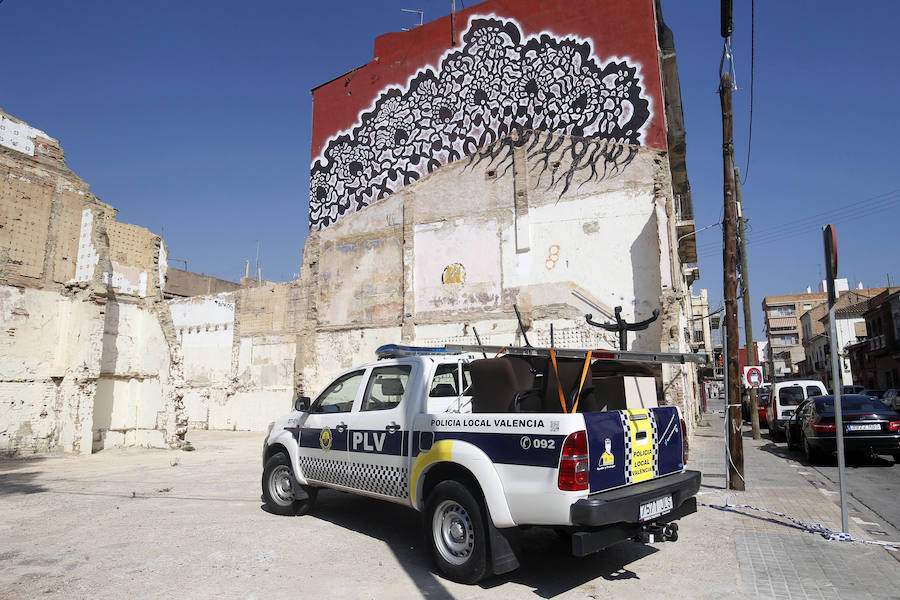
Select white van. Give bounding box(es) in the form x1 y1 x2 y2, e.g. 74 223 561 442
766 379 827 440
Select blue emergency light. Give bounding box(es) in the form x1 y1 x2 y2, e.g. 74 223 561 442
375 344 460 359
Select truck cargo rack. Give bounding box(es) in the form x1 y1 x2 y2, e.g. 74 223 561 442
443 344 709 365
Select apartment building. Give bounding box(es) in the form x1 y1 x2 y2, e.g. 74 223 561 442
800 288 884 387
763 291 827 377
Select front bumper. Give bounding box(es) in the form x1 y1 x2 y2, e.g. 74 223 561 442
570 470 701 527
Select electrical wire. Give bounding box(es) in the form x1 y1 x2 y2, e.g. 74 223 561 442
697 197 900 259
695 189 900 257
741 0 755 185
697 187 900 249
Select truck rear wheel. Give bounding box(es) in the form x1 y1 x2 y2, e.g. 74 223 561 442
425 480 489 583
262 451 317 516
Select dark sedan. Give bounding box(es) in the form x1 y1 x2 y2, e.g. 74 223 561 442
785 395 900 463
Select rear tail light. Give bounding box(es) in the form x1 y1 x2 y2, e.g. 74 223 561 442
889 421 900 431
558 430 589 491
812 422 836 432
681 418 689 466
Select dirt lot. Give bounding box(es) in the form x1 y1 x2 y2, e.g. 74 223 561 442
0 430 737 599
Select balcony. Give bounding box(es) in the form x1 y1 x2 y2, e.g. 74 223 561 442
869 334 887 354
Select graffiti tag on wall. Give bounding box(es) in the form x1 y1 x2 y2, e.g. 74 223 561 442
309 16 651 231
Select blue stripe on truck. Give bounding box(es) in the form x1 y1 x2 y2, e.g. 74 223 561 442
432 431 566 468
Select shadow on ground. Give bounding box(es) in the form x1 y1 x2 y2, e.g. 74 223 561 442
0 470 47 496
292 489 658 598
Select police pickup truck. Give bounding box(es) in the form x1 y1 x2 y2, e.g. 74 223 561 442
262 343 703 583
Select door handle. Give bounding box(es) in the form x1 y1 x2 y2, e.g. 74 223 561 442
336 422 347 433
385 422 401 434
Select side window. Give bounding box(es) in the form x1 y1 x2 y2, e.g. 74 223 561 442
311 371 365 413
361 365 412 412
429 363 472 397
806 385 823 398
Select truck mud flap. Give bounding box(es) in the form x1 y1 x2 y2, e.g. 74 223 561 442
487 520 520 575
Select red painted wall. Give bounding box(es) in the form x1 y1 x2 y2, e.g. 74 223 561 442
739 343 761 370
311 0 665 159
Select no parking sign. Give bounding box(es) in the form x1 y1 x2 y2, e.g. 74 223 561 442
743 366 763 388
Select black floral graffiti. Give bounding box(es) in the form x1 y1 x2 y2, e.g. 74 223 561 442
466 129 640 198
309 16 651 231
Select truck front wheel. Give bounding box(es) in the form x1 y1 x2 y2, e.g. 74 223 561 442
262 451 317 516
425 480 489 583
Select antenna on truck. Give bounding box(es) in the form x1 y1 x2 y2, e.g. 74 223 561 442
472 327 488 359
513 304 532 347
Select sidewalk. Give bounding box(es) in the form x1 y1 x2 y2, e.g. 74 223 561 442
693 397 900 599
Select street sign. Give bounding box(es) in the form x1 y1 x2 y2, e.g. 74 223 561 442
743 366 763 388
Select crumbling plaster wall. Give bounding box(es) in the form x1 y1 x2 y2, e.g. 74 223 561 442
296 131 698 422
1 112 183 455
168 285 297 432
0 285 103 454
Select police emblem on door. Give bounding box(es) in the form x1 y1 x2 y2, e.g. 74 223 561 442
319 426 333 451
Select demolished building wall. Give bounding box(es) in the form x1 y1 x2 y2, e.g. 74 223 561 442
169 283 297 433
300 0 701 423
0 109 184 454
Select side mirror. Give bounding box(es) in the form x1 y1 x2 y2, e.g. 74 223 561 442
294 396 311 412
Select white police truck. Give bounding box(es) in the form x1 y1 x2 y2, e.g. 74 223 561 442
262 343 703 583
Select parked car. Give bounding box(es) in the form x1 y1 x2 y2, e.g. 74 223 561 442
785 398 812 452
743 383 771 421
766 380 827 441
883 389 900 411
861 389 885 399
787 395 900 463
756 391 770 428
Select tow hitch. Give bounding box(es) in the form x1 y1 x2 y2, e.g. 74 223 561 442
634 522 678 543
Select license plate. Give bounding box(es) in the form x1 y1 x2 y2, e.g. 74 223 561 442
639 495 673 522
782 410 794 417
847 423 880 431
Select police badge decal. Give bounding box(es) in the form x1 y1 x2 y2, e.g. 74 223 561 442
319 426 333 451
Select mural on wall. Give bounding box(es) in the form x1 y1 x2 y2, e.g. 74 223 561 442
467 128 639 199
309 16 651 231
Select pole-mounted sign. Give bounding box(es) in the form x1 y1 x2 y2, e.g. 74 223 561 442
823 223 848 533
743 366 763 388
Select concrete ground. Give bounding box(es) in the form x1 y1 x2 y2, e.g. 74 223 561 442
1 401 898 599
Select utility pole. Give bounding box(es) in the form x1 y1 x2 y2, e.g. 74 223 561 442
720 0 744 490
735 167 760 440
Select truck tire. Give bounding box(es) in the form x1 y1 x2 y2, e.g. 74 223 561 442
262 451 317 516
425 480 489 584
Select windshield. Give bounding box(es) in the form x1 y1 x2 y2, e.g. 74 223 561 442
779 386 804 406
814 396 888 413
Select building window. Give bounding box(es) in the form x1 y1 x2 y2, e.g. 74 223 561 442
768 306 796 318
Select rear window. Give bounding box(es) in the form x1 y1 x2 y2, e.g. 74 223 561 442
814 396 886 413
429 363 472 397
779 386 804 406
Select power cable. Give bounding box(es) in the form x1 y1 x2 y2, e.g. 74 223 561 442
694 189 900 254
741 0 755 184
697 187 900 248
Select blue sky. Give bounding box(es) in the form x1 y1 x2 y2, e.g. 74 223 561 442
1 1 897 339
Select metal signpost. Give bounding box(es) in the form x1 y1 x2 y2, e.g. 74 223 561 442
824 224 849 533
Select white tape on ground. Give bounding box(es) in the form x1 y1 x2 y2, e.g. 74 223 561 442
699 499 900 550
